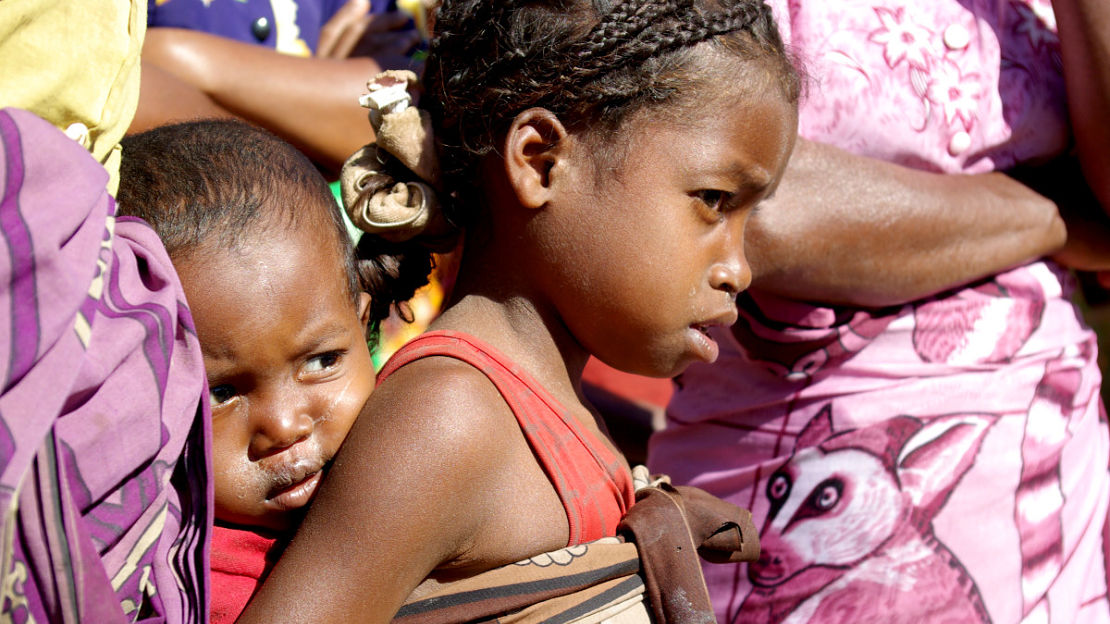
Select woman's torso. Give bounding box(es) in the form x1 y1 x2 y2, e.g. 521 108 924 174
649 1 1109 622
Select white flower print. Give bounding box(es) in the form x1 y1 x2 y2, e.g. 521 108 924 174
926 58 981 130
869 6 935 70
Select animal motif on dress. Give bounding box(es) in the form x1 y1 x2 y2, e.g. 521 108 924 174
736 405 995 623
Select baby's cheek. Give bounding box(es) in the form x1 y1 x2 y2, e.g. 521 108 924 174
210 415 262 496
319 383 370 448
213 452 267 523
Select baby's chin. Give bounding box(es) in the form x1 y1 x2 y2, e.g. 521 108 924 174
215 486 319 534
213 512 299 535
216 452 334 532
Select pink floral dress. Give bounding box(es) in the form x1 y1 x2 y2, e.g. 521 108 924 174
648 2 1110 622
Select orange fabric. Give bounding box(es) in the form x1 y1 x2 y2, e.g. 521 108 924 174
379 330 635 544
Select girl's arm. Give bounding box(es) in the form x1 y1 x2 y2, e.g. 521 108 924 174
235 359 555 623
134 28 416 176
744 138 1067 308
1053 0 1110 212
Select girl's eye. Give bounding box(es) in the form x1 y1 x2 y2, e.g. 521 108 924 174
304 351 342 373
209 384 236 407
695 190 733 217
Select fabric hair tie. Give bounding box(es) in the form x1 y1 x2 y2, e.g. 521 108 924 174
341 70 453 247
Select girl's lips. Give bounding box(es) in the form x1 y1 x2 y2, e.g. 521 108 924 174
267 470 323 512
687 325 720 363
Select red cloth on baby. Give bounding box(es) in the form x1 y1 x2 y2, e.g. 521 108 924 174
209 524 284 624
378 330 636 545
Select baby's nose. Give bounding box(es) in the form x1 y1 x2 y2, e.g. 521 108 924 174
249 399 314 459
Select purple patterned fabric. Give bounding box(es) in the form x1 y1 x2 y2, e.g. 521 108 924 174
0 108 211 623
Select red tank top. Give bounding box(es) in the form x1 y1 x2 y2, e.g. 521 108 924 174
378 330 636 545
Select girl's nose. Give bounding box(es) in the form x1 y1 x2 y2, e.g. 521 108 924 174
248 397 314 459
711 215 753 296
710 258 751 298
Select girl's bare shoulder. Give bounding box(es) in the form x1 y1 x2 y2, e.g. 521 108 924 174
369 354 515 440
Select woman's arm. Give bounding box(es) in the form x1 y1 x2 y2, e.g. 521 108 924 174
130 62 235 131
137 28 418 176
744 138 1067 308
1053 0 1110 212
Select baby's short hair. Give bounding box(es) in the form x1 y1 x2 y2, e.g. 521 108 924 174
117 119 360 302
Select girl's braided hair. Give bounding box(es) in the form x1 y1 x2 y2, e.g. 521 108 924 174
426 0 799 219
356 0 799 321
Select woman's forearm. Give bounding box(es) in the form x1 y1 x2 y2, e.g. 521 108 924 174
130 62 235 135
141 28 404 176
745 139 1066 308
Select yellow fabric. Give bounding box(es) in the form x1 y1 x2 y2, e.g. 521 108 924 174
271 0 313 57
0 0 146 194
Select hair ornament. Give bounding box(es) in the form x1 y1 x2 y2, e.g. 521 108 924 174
342 70 453 247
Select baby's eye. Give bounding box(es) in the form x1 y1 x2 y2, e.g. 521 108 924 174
209 384 237 407
304 351 342 373
695 189 732 214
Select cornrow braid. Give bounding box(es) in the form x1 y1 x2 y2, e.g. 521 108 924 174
563 0 770 97
423 0 797 228
557 2 686 84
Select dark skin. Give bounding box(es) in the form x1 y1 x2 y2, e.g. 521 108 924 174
745 0 1110 307
176 223 374 534
131 1 420 176
744 138 1069 307
237 63 797 623
1053 0 1110 213
1052 0 1110 286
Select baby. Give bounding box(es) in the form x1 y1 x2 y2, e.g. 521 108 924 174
116 119 400 623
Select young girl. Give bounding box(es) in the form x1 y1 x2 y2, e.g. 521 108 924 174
116 120 422 623
239 1 800 621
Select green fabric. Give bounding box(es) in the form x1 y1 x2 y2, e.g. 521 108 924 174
330 179 363 244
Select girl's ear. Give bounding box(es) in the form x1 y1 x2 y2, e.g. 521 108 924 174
357 292 372 327
503 108 570 210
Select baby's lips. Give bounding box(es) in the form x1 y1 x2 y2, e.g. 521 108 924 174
264 457 326 499
266 469 324 512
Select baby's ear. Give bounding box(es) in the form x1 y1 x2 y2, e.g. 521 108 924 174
357 292 373 327
503 108 569 210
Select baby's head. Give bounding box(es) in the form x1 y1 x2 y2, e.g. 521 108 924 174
118 120 374 532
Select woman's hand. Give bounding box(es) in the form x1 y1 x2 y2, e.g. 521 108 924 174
316 0 421 61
